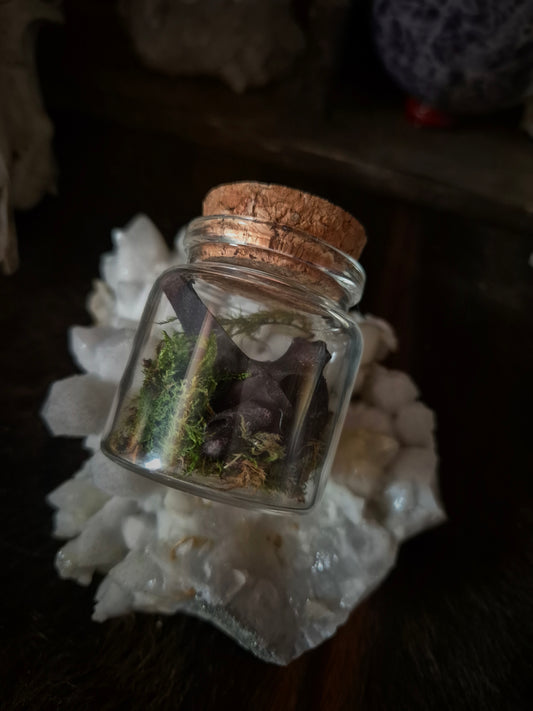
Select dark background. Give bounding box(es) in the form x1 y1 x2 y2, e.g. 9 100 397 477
1 2 533 709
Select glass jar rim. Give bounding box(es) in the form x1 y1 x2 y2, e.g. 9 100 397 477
185 215 366 309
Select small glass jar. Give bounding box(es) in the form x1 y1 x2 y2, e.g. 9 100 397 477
102 185 366 513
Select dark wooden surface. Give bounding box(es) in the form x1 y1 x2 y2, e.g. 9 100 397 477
1 114 533 710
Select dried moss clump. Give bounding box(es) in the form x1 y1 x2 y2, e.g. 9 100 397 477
110 321 329 499
112 330 295 487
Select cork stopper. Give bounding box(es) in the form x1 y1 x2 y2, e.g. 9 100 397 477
202 182 366 260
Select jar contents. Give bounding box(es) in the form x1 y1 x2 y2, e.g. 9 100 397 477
103 181 367 512
106 271 333 504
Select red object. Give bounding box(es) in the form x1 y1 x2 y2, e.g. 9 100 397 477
405 97 455 127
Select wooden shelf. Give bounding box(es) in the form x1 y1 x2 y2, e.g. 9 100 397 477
39 6 533 233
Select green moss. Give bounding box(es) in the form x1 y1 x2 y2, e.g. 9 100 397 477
114 331 217 471
151 331 216 469
111 321 326 501
219 309 312 339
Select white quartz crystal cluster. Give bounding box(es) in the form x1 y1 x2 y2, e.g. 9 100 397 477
42 215 445 665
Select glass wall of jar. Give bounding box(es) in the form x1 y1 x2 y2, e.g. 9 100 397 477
102 209 365 513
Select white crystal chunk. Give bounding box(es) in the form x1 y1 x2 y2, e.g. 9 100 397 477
395 401 436 446
43 215 445 665
363 365 419 413
70 325 135 382
41 374 115 436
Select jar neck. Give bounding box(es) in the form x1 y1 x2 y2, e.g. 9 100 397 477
184 216 365 310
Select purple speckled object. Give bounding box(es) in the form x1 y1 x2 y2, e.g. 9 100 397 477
373 0 533 113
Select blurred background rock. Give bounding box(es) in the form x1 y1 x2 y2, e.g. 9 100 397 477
3 0 533 274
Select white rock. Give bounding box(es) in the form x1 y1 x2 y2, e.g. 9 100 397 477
115 281 153 322
382 480 445 540
111 214 169 281
194 558 248 608
381 446 444 539
395 401 436 447
93 577 134 621
388 447 438 486
237 579 282 639
122 513 156 551
89 449 165 499
94 551 175 620
87 279 115 326
55 497 138 584
139 491 167 513
362 315 398 359
363 365 419 413
106 551 165 607
44 219 445 665
156 508 198 543
359 322 383 365
48 477 110 538
164 488 201 515
83 434 101 453
70 325 114 373
41 374 115 436
70 325 135 382
352 363 369 395
354 314 397 364
333 459 386 499
332 426 399 499
100 252 119 292
343 401 395 436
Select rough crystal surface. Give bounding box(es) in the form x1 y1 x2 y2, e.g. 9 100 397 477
70 326 136 382
43 214 445 665
41 374 115 436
